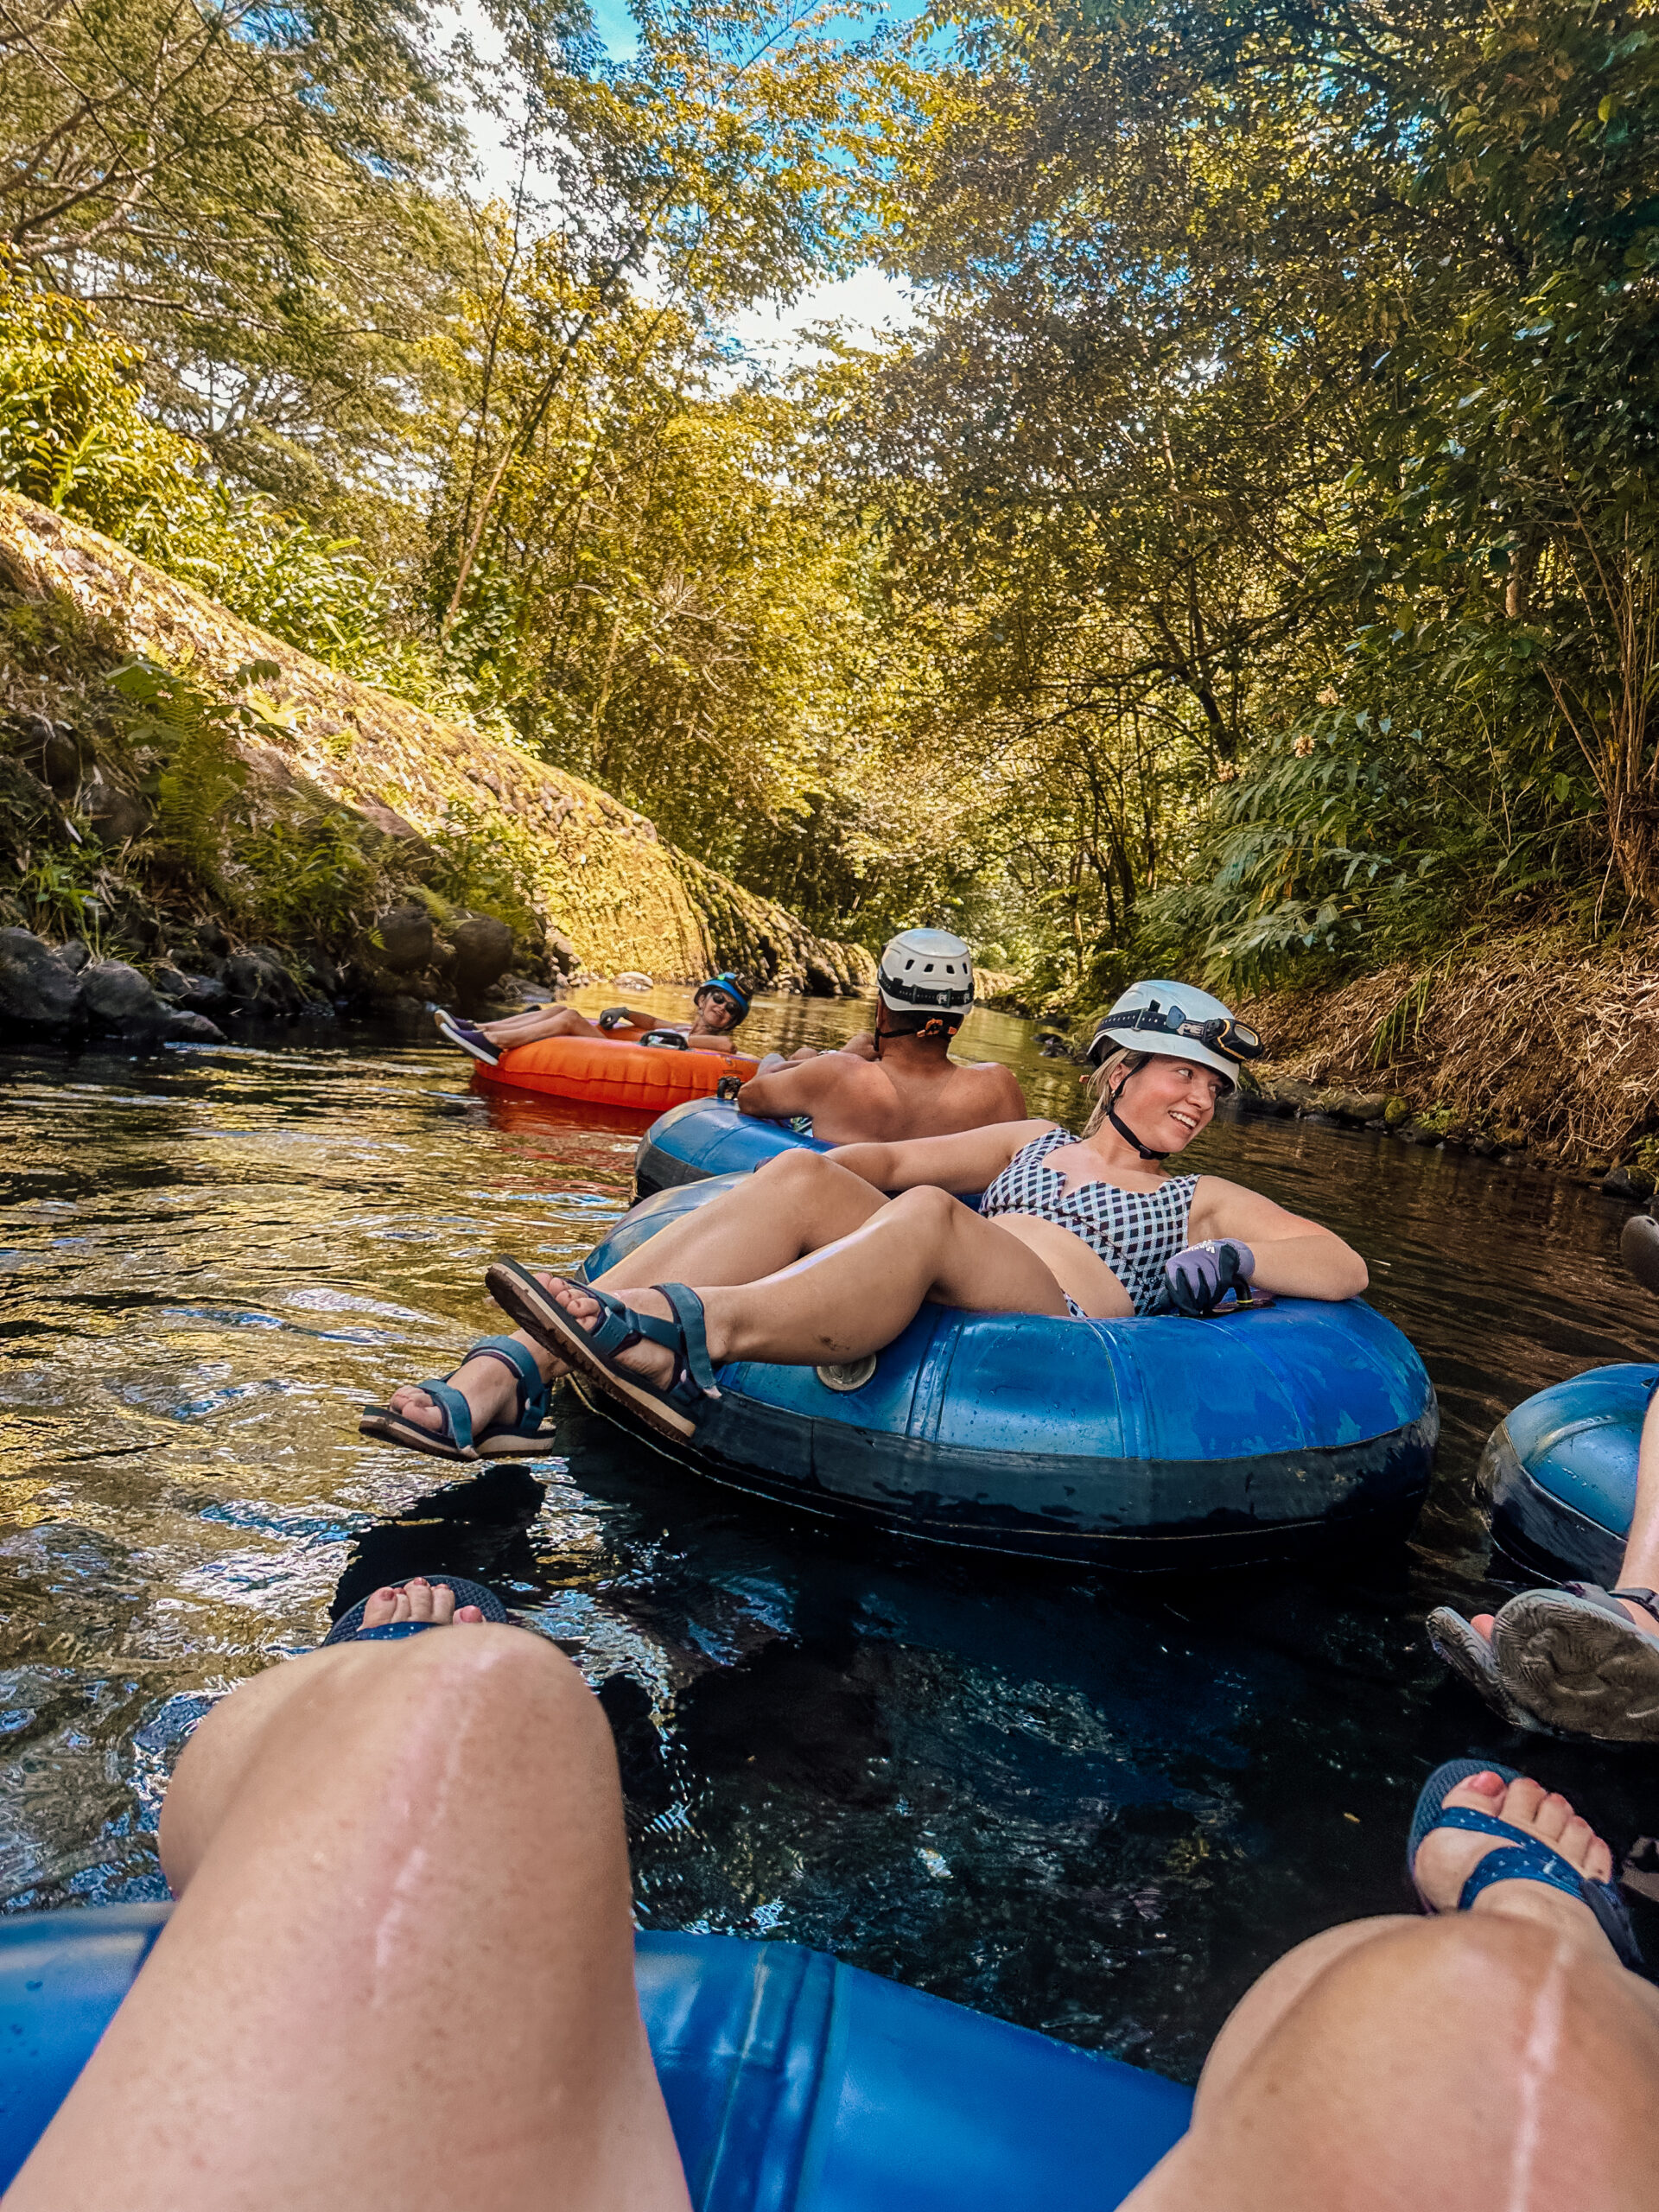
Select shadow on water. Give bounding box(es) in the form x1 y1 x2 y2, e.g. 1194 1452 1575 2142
3 984 1658 2080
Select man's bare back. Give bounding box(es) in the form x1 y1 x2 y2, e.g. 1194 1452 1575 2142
736 1033 1026 1144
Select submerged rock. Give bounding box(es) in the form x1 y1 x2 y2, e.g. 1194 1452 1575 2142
162 1010 227 1044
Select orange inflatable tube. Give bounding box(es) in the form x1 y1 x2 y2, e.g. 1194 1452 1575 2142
474 1034 760 1115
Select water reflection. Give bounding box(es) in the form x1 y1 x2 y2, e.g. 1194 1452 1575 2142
3 987 1657 2078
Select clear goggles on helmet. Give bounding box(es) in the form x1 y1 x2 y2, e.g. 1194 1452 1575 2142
1088 1004 1264 1066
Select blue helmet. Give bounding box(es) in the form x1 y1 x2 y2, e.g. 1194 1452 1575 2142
696 972 751 1024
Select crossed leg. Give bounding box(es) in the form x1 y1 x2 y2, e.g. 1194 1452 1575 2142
4 1584 690 2212
475 1004 605 1047
384 1148 1087 1440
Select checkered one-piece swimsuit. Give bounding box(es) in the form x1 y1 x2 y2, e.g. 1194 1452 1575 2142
978 1126 1198 1319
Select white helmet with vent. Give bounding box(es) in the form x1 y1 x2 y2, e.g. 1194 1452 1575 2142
1086 979 1264 1085
875 929 975 1017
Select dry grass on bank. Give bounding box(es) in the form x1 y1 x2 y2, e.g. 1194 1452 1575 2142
1240 934 1659 1166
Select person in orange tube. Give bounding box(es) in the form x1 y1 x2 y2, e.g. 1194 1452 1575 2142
435 972 752 1066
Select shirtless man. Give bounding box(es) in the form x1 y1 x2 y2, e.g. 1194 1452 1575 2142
728 929 1026 1144
437 972 751 1068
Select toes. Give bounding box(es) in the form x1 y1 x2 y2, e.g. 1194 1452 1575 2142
455 1605 484 1624
1470 1612 1497 1641
1497 1775 1547 1828
427 1582 458 1624
404 1577 437 1623
360 1586 399 1628
1529 1789 1574 1847
1444 1770 1507 1810
387 1387 440 1433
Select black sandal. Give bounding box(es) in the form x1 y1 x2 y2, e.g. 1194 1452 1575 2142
486 1260 718 1446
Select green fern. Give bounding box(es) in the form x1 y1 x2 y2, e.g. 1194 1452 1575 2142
107 656 263 891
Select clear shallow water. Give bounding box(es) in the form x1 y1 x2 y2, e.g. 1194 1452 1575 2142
3 987 1659 2081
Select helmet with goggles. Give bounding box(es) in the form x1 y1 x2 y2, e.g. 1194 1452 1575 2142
875 929 974 1019
1086 980 1263 1088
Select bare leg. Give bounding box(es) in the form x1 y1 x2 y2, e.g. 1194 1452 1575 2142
1468 1383 1659 1651
477 1004 601 1046
543 1178 1072 1381
7 1591 690 2212
1122 1770 1659 2211
384 1151 889 1440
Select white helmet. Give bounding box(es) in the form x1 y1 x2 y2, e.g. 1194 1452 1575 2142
1086 979 1263 1087
876 928 974 1018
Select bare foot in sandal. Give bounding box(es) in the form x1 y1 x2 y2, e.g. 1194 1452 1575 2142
360 1579 485 1630
543 1279 682 1388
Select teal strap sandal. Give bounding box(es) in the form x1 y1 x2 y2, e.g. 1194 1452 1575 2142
486 1259 718 1445
1408 1758 1643 1971
359 1337 555 1462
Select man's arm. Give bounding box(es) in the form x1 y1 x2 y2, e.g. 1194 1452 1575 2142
734 1053 856 1120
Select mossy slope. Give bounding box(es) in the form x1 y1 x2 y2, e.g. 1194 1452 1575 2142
0 493 874 991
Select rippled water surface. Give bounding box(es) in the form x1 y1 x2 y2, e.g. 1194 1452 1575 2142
4 986 1658 2081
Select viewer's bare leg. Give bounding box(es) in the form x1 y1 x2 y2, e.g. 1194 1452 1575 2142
1122 1770 1659 2211
6 1590 690 2212
385 1151 891 1439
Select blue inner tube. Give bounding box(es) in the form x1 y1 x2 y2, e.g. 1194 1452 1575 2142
582 1169 1439 1569
0 1905 1192 2209
636 1097 827 1195
1483 1363 1656 1584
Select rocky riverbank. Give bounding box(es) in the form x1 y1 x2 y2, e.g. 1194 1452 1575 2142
0 493 874 1046
1025 932 1659 1198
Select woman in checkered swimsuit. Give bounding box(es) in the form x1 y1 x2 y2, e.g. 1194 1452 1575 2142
386 983 1370 1453
978 1126 1198 1319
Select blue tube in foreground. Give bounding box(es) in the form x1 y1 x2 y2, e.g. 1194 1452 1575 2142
0 1905 1192 2209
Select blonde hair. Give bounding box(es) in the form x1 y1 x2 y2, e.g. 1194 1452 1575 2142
1082 1047 1147 1138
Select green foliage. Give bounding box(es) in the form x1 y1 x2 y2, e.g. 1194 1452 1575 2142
107 657 270 891
11 0 1659 995
13 849 105 944
422 799 545 941
0 267 198 531
234 814 389 946
2 0 460 499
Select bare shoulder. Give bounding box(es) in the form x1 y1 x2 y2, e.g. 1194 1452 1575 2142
960 1057 1031 1097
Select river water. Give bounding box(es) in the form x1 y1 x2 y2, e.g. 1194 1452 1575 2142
3 988 1657 2081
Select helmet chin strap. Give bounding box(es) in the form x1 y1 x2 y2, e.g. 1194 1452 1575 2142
1106 1089 1168 1162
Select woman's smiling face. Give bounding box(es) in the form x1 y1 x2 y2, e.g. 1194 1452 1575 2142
1113 1054 1224 1152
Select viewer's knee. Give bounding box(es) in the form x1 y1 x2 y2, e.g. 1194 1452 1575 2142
288 1625 611 1804
1186 1915 1659 2205
383 1623 603 1750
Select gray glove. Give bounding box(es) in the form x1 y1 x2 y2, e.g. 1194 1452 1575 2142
598 1006 632 1030
1165 1239 1255 1316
